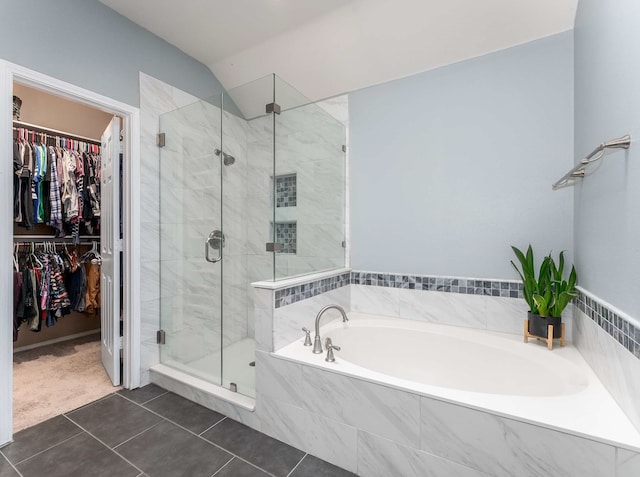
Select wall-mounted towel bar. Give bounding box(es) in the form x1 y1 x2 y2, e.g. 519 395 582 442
552 135 631 190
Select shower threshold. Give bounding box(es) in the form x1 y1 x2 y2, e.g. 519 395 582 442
155 338 256 401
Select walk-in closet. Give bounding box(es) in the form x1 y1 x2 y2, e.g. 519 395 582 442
11 83 121 432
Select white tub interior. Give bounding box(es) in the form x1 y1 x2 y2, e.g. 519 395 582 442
329 321 586 397
275 312 640 451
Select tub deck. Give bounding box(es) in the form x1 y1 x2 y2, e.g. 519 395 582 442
275 312 640 451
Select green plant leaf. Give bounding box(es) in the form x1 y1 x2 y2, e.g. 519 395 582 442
533 294 549 317
557 251 565 281
511 245 539 313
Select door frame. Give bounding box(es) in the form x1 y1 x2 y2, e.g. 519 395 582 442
0 60 141 445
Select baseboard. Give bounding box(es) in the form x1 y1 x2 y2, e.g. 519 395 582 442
13 329 100 353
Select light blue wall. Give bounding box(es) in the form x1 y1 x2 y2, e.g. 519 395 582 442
349 32 574 279
574 1 640 318
0 0 223 106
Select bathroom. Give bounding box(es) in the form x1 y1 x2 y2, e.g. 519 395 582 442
1 1 640 476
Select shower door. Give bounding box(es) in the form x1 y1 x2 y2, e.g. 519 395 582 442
158 99 224 387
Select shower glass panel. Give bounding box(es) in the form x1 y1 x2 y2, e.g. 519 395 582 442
273 76 346 279
220 75 275 398
158 99 224 387
158 73 346 400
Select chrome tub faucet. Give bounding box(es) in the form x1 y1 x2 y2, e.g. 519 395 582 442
313 304 348 354
325 337 340 362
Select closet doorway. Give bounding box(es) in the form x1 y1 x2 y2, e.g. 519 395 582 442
11 83 120 432
0 60 141 445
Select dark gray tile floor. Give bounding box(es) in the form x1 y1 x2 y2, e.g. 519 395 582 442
0 384 357 477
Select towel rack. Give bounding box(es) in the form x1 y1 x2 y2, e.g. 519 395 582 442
552 135 631 190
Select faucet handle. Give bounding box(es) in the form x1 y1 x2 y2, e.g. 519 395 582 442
325 338 340 362
301 327 312 346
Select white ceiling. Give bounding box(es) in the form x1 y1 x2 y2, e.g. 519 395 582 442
101 0 577 102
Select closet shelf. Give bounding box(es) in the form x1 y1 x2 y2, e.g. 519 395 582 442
552 135 631 190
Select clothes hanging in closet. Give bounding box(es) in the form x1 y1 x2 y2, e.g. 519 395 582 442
12 245 101 340
13 130 102 243
13 271 22 342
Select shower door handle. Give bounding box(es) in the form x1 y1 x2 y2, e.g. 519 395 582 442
205 230 225 263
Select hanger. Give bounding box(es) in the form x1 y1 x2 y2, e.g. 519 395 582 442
29 242 43 269
81 241 102 264
13 244 19 272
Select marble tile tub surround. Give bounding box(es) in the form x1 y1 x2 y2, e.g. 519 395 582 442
350 270 578 338
270 269 569 338
258 346 640 477
575 289 640 361
573 290 640 435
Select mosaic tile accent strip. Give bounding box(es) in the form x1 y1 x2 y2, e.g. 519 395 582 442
276 173 297 208
350 271 524 298
275 273 351 308
575 292 640 360
275 222 297 254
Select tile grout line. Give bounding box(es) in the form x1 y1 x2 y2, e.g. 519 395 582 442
112 421 164 450
120 397 279 477
198 416 228 436
61 415 146 475
7 430 84 466
62 391 120 415
116 389 304 477
209 456 235 477
134 405 281 477
116 389 168 407
1 449 24 477
286 453 308 477
140 391 169 405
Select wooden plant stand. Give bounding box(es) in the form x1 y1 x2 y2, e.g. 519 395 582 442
524 319 565 350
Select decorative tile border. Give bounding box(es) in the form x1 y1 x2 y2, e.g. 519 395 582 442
275 272 350 308
575 293 640 359
275 270 524 308
351 271 524 298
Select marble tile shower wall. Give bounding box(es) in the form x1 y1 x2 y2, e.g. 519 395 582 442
159 98 220 365
140 73 202 384
140 74 253 384
160 101 251 362
273 104 346 278
221 109 252 344
245 114 277 328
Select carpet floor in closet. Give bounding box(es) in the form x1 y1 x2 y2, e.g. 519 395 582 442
13 334 120 433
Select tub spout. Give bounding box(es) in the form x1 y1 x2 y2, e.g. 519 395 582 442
313 304 348 354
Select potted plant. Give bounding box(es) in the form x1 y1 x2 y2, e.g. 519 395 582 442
511 245 578 339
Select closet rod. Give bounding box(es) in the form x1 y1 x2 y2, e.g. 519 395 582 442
13 120 101 145
13 235 100 241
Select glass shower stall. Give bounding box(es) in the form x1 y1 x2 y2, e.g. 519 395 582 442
157 75 346 398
